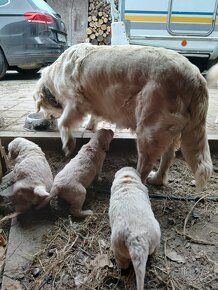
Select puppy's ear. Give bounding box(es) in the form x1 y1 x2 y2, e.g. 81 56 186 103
8 147 18 160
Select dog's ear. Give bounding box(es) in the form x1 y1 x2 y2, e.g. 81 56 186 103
99 129 114 151
42 85 62 109
36 95 44 112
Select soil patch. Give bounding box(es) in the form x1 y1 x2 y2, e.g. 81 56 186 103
1 149 218 290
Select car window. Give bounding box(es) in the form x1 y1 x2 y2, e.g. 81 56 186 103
0 0 10 6
31 0 56 14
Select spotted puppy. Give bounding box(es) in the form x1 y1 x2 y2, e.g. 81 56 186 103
8 137 53 212
109 167 161 290
39 129 114 218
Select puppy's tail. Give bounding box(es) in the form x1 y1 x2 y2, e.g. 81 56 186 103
180 76 213 192
35 186 57 210
128 237 149 290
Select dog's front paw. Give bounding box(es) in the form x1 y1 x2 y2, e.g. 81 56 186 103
147 171 167 185
62 137 76 157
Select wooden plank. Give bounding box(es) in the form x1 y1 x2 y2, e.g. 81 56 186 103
1 210 55 290
0 139 9 182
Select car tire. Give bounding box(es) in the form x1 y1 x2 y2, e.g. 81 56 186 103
0 49 8 80
16 67 41 75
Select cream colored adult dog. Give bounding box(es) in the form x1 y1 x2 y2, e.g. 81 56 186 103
39 129 114 218
8 137 53 212
207 63 218 124
109 167 161 290
33 43 213 192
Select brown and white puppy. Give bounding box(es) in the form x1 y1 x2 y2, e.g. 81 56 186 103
39 129 114 218
8 137 53 212
33 43 213 192
109 167 161 290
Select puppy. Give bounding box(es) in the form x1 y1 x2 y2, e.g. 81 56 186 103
39 129 114 218
8 137 53 212
109 167 161 290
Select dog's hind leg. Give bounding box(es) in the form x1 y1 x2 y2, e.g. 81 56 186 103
147 134 180 185
68 185 93 218
180 129 212 192
180 84 213 192
136 83 187 184
113 250 130 270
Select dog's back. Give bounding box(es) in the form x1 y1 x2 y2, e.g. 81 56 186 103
109 167 161 290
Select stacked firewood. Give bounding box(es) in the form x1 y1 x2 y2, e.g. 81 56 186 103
86 0 113 45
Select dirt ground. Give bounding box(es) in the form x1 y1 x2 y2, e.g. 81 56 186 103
1 145 218 290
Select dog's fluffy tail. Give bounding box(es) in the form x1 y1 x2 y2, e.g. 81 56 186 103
128 237 149 290
35 186 57 210
207 63 218 86
180 75 213 192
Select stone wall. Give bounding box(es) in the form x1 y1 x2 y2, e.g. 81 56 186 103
47 0 89 45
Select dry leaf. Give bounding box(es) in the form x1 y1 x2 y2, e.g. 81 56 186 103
0 233 6 246
4 279 23 290
166 249 186 264
89 253 113 270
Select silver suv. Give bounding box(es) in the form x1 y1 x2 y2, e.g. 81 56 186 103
0 0 68 79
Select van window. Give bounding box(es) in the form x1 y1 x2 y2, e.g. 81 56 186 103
0 0 9 6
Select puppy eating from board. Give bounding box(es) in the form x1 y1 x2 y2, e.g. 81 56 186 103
33 43 213 192
39 129 114 218
109 167 161 290
8 137 53 212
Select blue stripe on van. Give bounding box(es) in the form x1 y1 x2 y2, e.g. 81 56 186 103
125 10 214 16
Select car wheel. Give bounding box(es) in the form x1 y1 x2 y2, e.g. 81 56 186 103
0 49 8 80
16 67 41 75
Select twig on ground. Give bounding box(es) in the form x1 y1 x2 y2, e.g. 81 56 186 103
183 193 212 237
176 229 218 246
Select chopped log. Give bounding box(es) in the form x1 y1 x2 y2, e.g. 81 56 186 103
97 34 104 42
86 27 93 35
100 24 107 31
87 0 112 45
92 15 97 22
90 33 96 40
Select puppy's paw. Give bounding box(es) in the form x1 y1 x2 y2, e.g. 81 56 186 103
71 209 93 218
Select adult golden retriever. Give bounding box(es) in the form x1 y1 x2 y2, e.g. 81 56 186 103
33 43 213 192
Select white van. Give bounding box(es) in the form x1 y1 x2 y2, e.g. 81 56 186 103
110 0 218 71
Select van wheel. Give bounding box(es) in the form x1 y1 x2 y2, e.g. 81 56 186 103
0 50 8 80
16 67 41 75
